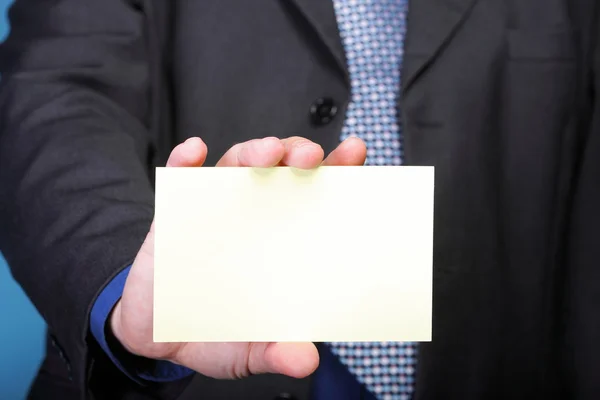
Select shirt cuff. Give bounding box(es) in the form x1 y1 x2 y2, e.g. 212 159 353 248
90 265 194 383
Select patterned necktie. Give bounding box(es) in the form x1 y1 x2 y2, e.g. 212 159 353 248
327 1 417 400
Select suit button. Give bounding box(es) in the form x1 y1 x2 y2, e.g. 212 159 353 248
273 393 297 400
310 97 338 126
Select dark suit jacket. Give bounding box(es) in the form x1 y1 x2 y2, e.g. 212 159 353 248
0 0 599 399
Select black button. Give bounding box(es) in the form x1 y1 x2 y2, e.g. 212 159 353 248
310 97 338 126
273 393 297 400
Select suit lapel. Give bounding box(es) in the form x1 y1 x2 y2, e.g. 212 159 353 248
283 0 349 83
402 0 479 94
284 0 480 98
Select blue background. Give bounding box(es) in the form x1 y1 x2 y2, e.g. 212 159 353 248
0 1 47 399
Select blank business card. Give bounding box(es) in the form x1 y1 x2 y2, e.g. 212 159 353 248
153 166 434 343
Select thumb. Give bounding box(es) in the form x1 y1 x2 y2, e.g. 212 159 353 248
249 342 320 378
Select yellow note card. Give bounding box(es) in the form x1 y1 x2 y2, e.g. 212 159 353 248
153 166 434 343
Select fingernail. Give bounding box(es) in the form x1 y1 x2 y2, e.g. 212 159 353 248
261 137 282 148
295 140 319 149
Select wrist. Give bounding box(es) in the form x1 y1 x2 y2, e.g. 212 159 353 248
109 301 135 355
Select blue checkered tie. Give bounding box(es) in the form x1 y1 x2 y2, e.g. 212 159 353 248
327 1 417 399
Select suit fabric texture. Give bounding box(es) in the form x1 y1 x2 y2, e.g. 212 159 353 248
0 0 599 399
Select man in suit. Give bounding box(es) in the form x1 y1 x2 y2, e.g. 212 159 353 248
0 0 599 399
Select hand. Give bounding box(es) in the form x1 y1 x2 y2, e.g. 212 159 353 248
110 136 367 379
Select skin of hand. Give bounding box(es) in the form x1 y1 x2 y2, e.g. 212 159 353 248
110 136 367 379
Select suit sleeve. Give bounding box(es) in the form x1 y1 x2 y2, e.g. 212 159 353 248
0 0 189 397
562 3 600 397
